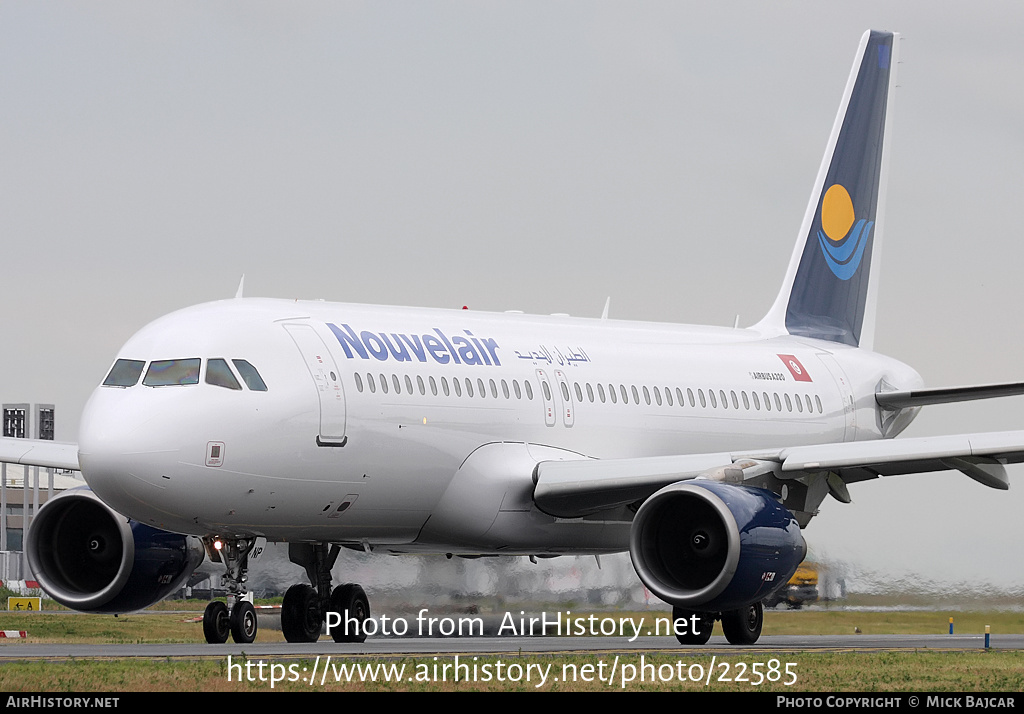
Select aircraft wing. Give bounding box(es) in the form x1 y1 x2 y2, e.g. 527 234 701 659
533 430 1024 518
0 437 80 471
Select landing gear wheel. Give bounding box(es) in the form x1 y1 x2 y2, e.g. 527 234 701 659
203 601 230 644
329 584 370 643
282 584 322 643
671 606 713 645
721 601 763 645
230 601 258 644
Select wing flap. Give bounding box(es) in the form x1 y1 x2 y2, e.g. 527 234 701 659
778 430 1024 472
532 430 1024 518
0 437 80 471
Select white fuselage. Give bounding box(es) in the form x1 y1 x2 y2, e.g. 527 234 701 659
77 298 922 552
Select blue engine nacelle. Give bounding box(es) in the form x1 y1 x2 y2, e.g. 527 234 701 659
25 487 205 613
629 480 805 612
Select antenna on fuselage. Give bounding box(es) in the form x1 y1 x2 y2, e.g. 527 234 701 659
235 274 245 299
601 297 611 320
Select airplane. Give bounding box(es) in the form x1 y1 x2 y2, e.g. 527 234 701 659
4 29 1024 647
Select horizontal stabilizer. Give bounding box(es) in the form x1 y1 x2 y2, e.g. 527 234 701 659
876 381 1024 409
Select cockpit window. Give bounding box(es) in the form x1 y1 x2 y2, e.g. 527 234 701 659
232 359 268 391
143 358 201 386
102 359 145 387
206 359 242 390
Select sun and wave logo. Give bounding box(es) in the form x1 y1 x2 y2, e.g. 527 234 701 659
817 184 873 280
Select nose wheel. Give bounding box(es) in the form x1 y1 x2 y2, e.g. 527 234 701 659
201 536 260 645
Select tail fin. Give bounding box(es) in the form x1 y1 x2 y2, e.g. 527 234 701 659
756 30 899 349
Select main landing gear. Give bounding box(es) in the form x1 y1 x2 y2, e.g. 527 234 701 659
200 539 372 645
202 537 260 644
281 543 371 643
672 602 763 646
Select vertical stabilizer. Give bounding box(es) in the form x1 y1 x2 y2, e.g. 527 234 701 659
756 31 899 349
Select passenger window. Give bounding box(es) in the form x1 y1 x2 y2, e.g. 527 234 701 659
354 373 364 393
380 374 389 394
442 377 450 396
805 394 813 413
752 391 760 410
631 385 640 404
609 384 617 404
741 391 749 410
232 360 268 391
763 392 771 411
477 378 486 397
417 375 425 395
795 394 803 412
144 358 201 387
406 375 415 394
643 386 652 405
103 359 145 387
574 383 584 402
664 387 673 407
687 388 695 407
731 390 739 409
699 389 707 408
653 387 661 406
429 376 438 396
785 394 793 412
393 374 402 394
501 379 510 399
490 379 498 398
708 390 716 408
514 380 522 399
586 383 594 403
815 395 823 413
774 393 782 411
206 359 242 390
525 381 534 400
620 385 629 404
367 374 376 393
453 379 462 397
466 378 474 397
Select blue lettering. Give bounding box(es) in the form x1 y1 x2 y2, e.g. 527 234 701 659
328 323 368 359
380 333 411 362
327 323 501 367
361 332 389 361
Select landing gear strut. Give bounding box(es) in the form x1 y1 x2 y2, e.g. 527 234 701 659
201 537 259 644
281 542 371 643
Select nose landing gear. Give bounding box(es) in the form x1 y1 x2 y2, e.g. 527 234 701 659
201 537 260 644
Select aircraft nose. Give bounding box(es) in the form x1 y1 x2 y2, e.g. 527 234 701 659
77 387 183 519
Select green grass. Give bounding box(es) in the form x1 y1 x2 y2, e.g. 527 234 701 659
0 605 1020 691
0 651 1020 692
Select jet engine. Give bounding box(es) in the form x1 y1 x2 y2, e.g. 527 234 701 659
25 487 205 612
629 480 805 612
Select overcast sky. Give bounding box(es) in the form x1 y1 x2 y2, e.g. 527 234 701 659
2 2 1022 589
